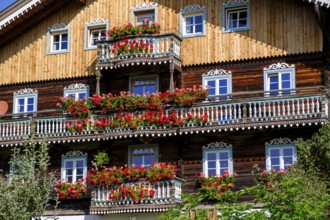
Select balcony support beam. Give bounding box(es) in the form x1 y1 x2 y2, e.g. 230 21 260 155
96 70 102 96
169 62 174 93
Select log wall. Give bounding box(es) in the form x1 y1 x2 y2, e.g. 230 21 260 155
0 0 323 85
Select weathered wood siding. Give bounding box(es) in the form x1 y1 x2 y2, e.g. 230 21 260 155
182 53 325 91
0 0 323 85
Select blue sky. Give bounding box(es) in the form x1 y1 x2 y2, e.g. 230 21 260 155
0 0 17 12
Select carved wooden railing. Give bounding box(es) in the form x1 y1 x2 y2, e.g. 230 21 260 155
0 87 328 144
96 30 182 69
90 177 184 214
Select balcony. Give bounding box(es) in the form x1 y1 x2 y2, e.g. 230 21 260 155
90 177 184 214
0 87 328 147
96 30 182 71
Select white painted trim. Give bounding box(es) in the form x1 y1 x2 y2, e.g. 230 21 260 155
0 0 47 30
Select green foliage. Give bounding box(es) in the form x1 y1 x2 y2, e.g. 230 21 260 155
296 124 330 185
0 138 57 220
249 166 330 220
92 151 110 168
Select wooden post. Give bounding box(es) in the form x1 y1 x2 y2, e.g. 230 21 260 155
242 99 247 123
169 61 174 93
95 70 102 96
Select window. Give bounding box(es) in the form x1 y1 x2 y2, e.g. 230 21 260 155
61 151 87 183
265 138 297 171
13 88 37 115
129 75 158 95
263 63 295 96
202 69 232 101
203 142 233 177
64 83 89 100
129 145 158 168
84 19 109 50
180 4 206 38
131 3 158 25
47 23 70 54
222 2 250 32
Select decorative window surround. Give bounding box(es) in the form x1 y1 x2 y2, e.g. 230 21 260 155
84 18 109 50
61 151 87 183
263 62 295 96
47 23 70 54
265 138 297 171
202 69 232 101
180 4 206 38
131 2 158 25
129 75 159 95
202 141 233 176
13 88 38 114
128 144 158 168
64 83 89 100
222 0 250 33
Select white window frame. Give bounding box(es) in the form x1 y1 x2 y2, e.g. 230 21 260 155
84 19 109 50
130 3 158 25
202 69 232 101
265 138 297 171
128 144 158 167
13 88 38 114
64 83 89 101
263 63 295 96
47 23 70 54
61 151 87 183
180 4 206 38
222 2 250 33
129 75 159 95
202 142 233 177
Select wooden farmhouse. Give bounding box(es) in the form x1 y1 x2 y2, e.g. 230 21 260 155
0 0 330 219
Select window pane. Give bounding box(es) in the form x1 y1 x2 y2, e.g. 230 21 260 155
68 94 75 99
133 87 143 96
186 25 193 34
220 161 228 168
229 20 237 29
27 104 34 112
78 93 86 100
195 15 203 24
65 161 73 168
18 98 25 105
283 148 293 156
76 160 84 168
208 161 216 169
209 88 215 95
282 73 290 81
133 155 143 165
76 168 84 175
208 169 216 176
239 19 247 27
240 11 247 19
269 76 279 83
219 79 227 87
186 17 193 25
283 157 293 165
207 153 216 160
62 34 68 41
67 176 73 182
66 169 73 176
270 149 280 157
27 98 34 105
144 155 154 166
145 85 156 94
195 24 203 33
207 80 216 87
220 152 229 160
53 42 60 51
219 87 228 95
53 35 60 42
282 81 290 89
229 12 238 20
76 175 83 181
61 42 68 50
271 158 280 166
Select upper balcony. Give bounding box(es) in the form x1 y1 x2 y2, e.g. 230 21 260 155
0 86 328 147
96 29 182 72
